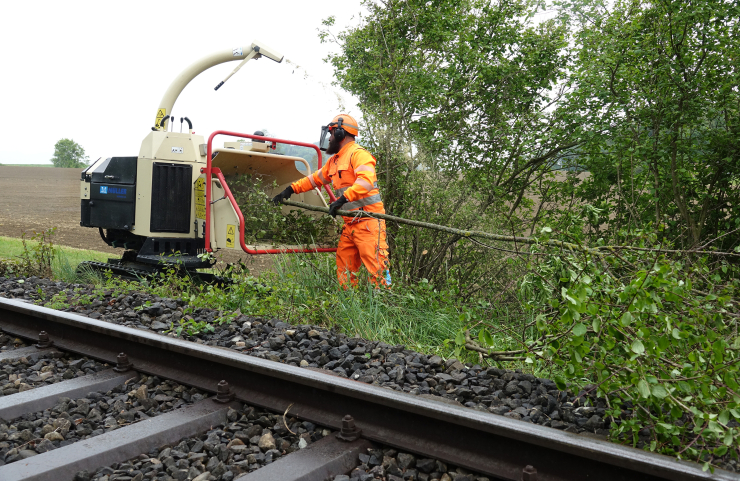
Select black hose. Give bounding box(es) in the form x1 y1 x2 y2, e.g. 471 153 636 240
158 115 170 128
98 228 113 247
183 117 192 130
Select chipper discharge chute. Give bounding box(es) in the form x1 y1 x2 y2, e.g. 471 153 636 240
79 41 337 282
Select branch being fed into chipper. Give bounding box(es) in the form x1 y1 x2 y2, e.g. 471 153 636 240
279 200 740 259
280 199 595 255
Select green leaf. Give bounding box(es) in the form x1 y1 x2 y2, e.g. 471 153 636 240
592 318 601 333
651 384 668 399
724 430 733 446
621 312 633 327
536 314 547 331
671 328 681 339
719 410 730 425
572 323 587 336
479 329 494 347
637 379 650 398
630 339 645 354
714 445 728 457
554 376 567 390
454 331 465 346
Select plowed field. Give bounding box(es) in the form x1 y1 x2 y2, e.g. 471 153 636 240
0 166 274 274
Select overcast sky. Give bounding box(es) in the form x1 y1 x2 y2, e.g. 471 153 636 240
0 1 364 165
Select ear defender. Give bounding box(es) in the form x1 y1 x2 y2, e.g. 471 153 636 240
334 117 346 142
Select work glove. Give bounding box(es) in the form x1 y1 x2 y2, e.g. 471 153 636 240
329 195 349 217
271 186 294 205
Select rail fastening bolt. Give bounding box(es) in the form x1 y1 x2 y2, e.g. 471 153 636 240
522 465 537 481
336 414 362 442
36 331 53 349
215 380 235 403
114 352 133 372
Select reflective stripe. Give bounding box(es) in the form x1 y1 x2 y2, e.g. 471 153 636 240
354 164 375 174
330 121 359 131
308 175 318 189
317 171 329 184
344 193 382 210
355 178 374 191
337 182 378 196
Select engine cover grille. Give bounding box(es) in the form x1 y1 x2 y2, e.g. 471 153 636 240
150 163 192 233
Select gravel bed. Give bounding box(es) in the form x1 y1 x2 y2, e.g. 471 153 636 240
0 277 610 435
2 276 739 473
0 373 207 466
0 333 28 352
336 448 490 481
1 353 108 396
75 403 330 481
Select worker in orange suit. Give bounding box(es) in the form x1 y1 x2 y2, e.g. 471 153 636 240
272 114 391 287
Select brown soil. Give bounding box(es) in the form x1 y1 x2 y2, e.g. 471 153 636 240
0 166 275 275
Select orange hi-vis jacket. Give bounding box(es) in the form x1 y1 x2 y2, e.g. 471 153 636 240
291 141 385 222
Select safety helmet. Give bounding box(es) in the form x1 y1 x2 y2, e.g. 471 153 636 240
319 114 359 151
328 114 359 136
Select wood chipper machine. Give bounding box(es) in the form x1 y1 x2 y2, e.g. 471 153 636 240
79 41 338 280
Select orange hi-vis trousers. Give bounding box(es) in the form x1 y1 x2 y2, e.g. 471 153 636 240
336 219 391 287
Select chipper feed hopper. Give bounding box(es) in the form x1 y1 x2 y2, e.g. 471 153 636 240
79 41 337 280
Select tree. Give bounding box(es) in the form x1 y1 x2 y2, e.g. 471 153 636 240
51 138 89 168
320 0 576 290
563 0 740 250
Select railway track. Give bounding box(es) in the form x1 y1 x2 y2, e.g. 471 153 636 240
0 296 736 481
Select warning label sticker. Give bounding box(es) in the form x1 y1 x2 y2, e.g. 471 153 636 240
155 108 166 128
226 224 236 248
194 177 206 219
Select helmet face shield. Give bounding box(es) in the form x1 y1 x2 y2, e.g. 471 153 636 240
319 125 331 152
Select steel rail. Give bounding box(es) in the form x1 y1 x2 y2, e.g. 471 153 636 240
0 297 734 481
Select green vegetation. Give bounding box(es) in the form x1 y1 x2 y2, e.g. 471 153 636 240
225 175 336 246
51 138 89 168
315 0 740 469
0 232 110 281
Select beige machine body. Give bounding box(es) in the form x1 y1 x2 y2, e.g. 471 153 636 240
80 40 334 273
81 131 325 252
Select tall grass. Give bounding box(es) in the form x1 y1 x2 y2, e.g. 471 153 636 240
0 234 110 282
267 252 512 357
0 231 531 364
